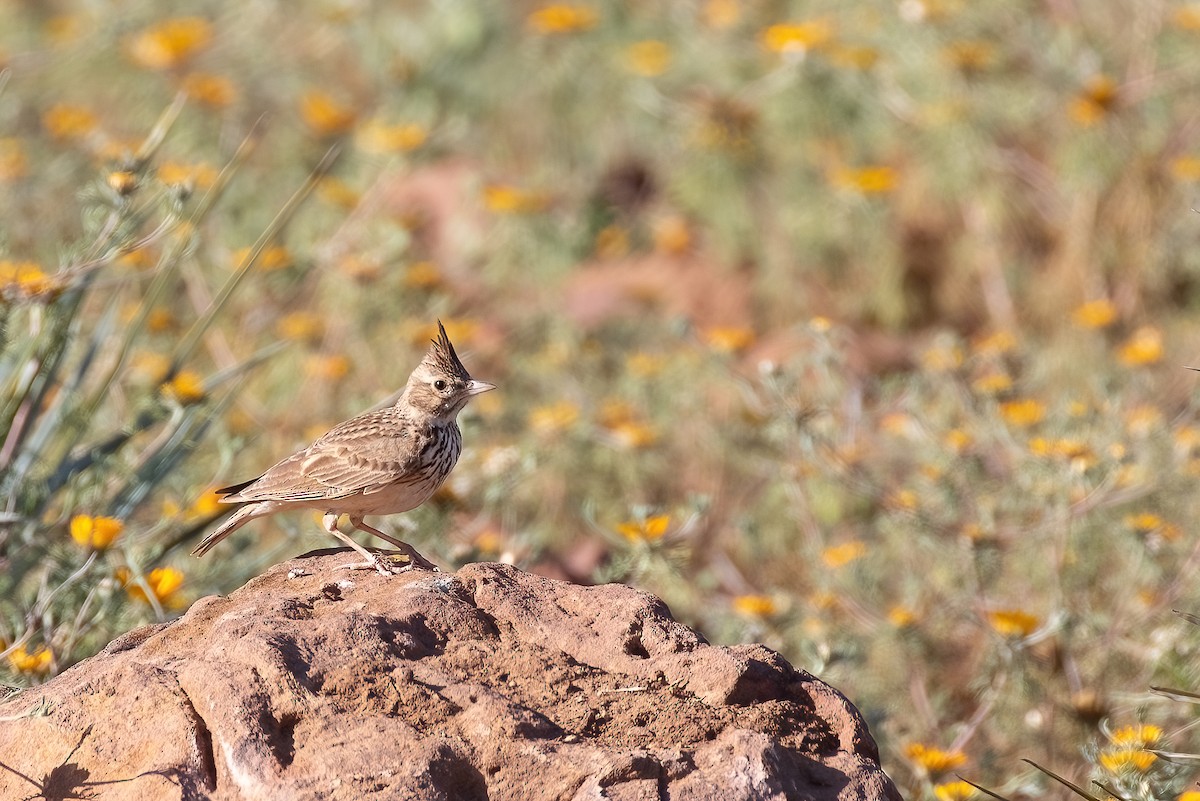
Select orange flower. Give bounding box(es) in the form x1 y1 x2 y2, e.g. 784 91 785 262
161 370 206 404
616 514 670 542
231 245 292 272
703 326 755 353
70 515 124 549
157 161 218 189
1117 326 1163 366
276 311 324 344
124 566 185 606
299 90 357 137
831 165 898 194
482 184 548 214
905 743 967 774
180 72 237 108
126 17 213 70
0 138 28 182
999 398 1045 427
986 609 1040 638
7 644 53 675
762 20 834 54
1072 299 1117 328
1069 75 1118 126
821 540 867 568
42 104 97 141
703 0 740 29
732 595 778 617
530 402 581 436
306 354 351 381
624 40 672 77
356 120 428 153
527 4 598 34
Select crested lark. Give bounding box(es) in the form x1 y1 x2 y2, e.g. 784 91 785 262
193 321 494 575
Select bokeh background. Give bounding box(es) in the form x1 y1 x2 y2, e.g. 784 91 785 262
4 1 1200 798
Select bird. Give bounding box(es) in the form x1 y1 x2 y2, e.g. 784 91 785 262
192 320 495 575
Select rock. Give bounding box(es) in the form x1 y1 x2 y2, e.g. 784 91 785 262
0 553 901 801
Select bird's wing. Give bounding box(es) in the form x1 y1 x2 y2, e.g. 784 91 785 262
222 409 427 502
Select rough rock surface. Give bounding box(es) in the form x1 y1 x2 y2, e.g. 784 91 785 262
0 553 901 801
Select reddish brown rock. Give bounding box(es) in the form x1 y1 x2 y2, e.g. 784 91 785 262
0 554 900 801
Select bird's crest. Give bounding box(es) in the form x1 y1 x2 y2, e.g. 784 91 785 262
425 320 471 380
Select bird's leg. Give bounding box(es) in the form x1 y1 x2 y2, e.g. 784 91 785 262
323 512 395 576
348 516 439 572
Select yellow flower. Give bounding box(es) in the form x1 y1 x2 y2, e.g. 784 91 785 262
934 780 977 801
126 17 213 70
971 372 1012 396
703 326 755 353
161 370 206 405
276 311 324 344
887 606 917 628
1069 75 1118 126
831 165 898 194
1125 404 1163 436
999 398 1045 427
356 120 428 153
905 744 967 774
70 515 124 550
987 609 1040 638
921 343 964 372
180 72 237 108
616 515 670 542
1117 326 1163 366
653 215 692 255
761 20 834 54
1178 792 1200 801
1171 155 1200 181
703 0 740 29
1174 5 1200 30
1109 724 1162 747
594 224 630 259
1028 439 1094 470
299 90 357 137
732 594 778 617
482 184 548 214
527 4 598 34
829 44 879 70
1072 299 1117 328
0 260 60 298
821 540 867 568
627 352 665 377
159 161 219 192
530 402 581 436
971 329 1017 356
44 14 83 46
624 40 672 77
306 354 351 381
941 40 994 73
317 177 361 209
0 138 28 182
607 419 658 449
403 261 443 290
944 429 972 453
231 244 292 272
124 566 185 606
1099 747 1156 773
189 488 224 518
887 489 918 512
7 644 53 675
42 104 97 141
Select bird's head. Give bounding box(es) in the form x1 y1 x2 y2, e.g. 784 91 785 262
402 321 495 420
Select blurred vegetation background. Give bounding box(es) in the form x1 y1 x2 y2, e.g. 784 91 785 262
3 1 1200 798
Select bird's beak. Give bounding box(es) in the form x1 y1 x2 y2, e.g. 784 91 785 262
467 380 496 396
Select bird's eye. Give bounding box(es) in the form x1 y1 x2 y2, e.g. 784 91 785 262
434 379 447 391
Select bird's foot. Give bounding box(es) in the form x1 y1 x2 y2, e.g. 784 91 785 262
336 550 438 575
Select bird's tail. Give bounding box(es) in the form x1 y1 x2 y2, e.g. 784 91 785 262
192 504 260 558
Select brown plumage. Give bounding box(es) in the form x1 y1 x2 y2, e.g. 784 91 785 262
193 321 495 574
